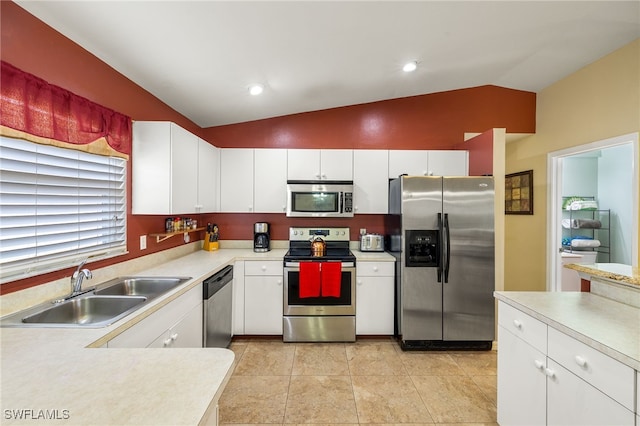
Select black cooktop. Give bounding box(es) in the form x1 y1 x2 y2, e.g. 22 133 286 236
284 243 355 263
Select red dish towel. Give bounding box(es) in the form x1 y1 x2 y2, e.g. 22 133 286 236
299 262 321 298
321 262 342 297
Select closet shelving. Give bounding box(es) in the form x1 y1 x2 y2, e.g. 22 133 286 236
561 196 610 262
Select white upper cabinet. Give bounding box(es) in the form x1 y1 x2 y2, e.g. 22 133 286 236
133 121 208 214
254 148 287 213
388 150 468 178
288 149 353 181
353 150 389 214
220 148 254 212
428 150 468 176
388 150 428 178
197 139 219 212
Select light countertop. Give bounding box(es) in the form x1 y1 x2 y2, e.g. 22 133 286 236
494 291 640 371
563 262 640 287
1 248 286 425
1 246 394 424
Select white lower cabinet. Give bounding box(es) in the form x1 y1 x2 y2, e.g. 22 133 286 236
243 261 283 335
147 301 203 348
108 284 203 348
546 359 634 426
497 325 547 426
355 261 394 335
497 301 636 426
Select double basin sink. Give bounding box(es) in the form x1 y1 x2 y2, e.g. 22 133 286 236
1 276 192 328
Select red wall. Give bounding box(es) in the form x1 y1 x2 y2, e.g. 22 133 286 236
1 1 535 294
204 86 535 149
462 130 495 176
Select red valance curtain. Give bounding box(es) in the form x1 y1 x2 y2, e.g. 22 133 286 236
0 61 131 155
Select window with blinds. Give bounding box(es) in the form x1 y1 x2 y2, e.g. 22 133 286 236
0 136 127 282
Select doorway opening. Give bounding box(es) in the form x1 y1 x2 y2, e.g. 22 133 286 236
547 132 638 292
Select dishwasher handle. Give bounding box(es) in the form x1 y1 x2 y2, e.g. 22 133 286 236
203 265 234 299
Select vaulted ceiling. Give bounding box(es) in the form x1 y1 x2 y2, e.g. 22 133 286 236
15 1 640 128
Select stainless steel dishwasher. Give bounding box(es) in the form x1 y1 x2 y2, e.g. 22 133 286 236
203 265 233 348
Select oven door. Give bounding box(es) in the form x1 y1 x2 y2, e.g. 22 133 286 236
284 261 355 316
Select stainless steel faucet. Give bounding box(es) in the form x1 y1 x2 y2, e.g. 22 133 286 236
70 259 93 297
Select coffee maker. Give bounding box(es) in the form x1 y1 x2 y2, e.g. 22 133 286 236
253 222 270 252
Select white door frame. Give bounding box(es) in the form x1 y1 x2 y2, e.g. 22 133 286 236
546 132 639 292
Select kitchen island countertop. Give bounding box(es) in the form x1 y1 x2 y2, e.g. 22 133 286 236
564 262 640 287
494 291 640 371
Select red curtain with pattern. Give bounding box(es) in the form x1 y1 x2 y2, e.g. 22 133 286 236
0 61 131 155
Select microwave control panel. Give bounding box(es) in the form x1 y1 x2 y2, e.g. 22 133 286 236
343 192 353 213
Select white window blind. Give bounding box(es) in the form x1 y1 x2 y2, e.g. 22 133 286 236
0 136 127 282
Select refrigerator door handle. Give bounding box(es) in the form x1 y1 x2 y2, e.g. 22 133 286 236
444 213 451 283
437 213 443 282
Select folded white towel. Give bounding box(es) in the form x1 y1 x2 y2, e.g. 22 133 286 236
571 239 601 248
567 200 598 210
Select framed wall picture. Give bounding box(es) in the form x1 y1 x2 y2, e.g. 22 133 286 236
505 170 533 215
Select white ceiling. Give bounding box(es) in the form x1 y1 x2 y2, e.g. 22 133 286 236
15 1 640 128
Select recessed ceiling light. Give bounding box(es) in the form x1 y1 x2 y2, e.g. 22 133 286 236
403 61 418 72
249 84 264 96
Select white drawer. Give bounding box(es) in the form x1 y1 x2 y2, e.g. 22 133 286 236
357 261 394 277
244 260 283 276
547 327 635 411
498 301 547 353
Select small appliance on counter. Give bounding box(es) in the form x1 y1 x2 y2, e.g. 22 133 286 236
359 233 384 252
253 222 270 252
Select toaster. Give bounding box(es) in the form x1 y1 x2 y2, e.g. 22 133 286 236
359 234 385 252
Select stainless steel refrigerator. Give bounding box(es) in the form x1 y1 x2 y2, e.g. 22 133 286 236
388 176 495 350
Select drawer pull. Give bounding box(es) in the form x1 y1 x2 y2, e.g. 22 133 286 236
163 337 172 347
574 355 588 368
534 359 545 370
544 368 556 378
513 319 523 329
373 266 378 272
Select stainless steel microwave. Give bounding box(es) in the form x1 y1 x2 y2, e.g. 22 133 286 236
286 181 354 217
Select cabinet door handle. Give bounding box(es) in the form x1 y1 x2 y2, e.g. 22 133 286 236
373 266 378 272
534 359 545 370
513 319 523 330
357 280 363 285
544 368 556 378
170 333 178 341
261 265 267 271
163 337 172 347
276 279 282 285
574 355 588 368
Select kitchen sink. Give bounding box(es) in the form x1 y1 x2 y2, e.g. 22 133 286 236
94 277 191 298
0 276 192 328
22 296 147 327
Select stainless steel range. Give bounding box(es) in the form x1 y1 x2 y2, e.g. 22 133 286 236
283 227 356 342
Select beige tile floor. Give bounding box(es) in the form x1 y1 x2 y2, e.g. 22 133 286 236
219 337 497 425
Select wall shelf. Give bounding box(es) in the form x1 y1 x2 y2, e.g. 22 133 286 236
150 227 205 243
561 196 610 262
